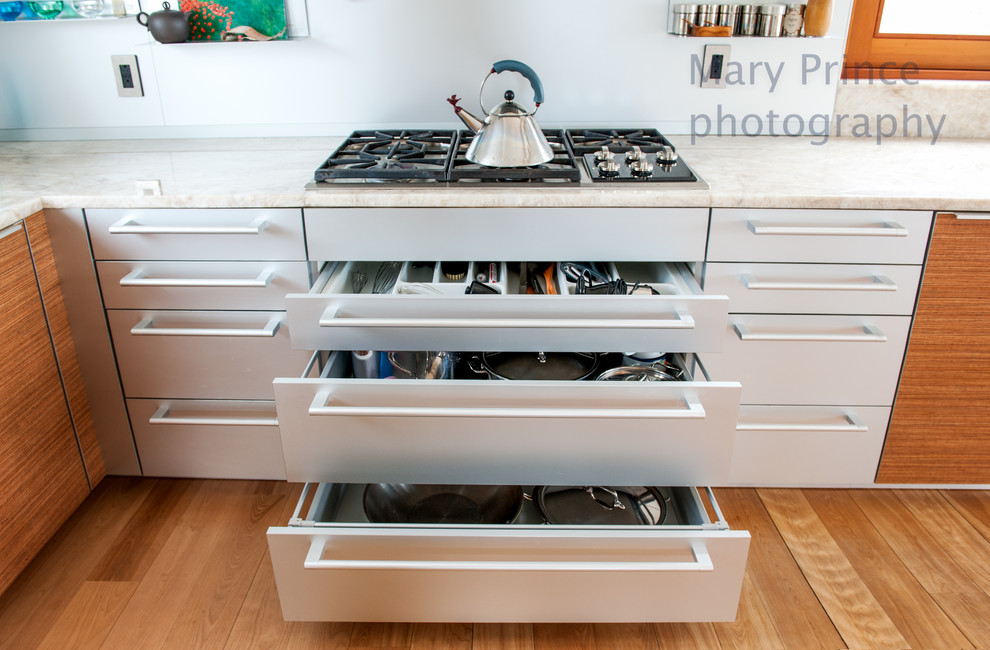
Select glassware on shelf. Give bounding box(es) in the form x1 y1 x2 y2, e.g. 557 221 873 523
0 0 25 19
70 0 103 16
27 0 63 17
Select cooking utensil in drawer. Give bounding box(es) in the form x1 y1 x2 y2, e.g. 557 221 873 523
386 351 456 379
372 261 401 294
363 484 524 524
468 351 600 381
531 486 668 525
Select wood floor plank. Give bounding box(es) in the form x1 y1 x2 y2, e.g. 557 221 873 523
0 478 157 650
712 488 844 649
757 489 907 650
473 623 534 650
804 489 974 650
851 489 990 646
410 623 473 650
653 622 723 650
712 573 785 650
532 623 595 650
348 621 414 648
280 622 353 649
942 490 990 543
89 479 198 582
224 550 296 650
896 490 990 596
35 581 137 650
593 623 660 649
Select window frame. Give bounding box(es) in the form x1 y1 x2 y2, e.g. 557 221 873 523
843 0 990 81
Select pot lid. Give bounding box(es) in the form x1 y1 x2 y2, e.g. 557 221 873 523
533 486 668 525
484 351 597 381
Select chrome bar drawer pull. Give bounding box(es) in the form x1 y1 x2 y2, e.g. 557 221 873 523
149 405 278 426
732 322 887 343
130 315 281 337
736 413 869 432
109 215 268 234
746 220 908 237
740 273 897 292
319 308 696 331
120 269 275 288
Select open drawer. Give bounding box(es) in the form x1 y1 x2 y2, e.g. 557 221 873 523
267 483 751 622
274 351 741 486
285 261 728 353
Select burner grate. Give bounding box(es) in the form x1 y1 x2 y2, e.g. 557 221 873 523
314 130 458 182
565 128 676 155
448 130 582 183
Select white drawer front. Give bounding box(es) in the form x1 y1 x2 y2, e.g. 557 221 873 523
128 398 286 479
273 371 741 486
699 314 911 406
704 263 922 315
729 405 890 486
304 207 709 261
97 261 311 310
86 208 305 261
267 485 750 623
708 209 932 264
108 310 311 399
287 262 728 353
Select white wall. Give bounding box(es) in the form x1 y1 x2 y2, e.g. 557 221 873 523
0 0 853 140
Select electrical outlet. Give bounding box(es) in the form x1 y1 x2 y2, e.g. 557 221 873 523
701 44 731 89
112 55 143 98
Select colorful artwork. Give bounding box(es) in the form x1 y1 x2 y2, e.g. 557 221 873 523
179 0 285 41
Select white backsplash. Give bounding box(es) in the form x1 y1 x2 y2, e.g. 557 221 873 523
0 0 854 140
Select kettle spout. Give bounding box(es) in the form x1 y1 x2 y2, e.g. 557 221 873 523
446 95 484 134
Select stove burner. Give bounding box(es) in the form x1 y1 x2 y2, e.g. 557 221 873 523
314 130 457 182
565 128 677 155
448 129 582 183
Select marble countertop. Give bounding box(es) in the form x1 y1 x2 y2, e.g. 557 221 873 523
1 134 988 229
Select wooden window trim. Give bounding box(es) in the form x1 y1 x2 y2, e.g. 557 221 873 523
844 0 990 81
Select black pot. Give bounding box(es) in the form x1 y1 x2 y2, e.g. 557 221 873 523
468 351 600 381
531 486 668 525
136 1 191 44
363 484 524 524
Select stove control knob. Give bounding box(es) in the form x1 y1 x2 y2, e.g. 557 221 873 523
597 158 621 177
630 157 654 177
594 146 614 162
625 146 645 163
656 144 678 164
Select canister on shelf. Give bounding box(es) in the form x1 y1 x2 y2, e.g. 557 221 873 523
696 3 718 26
757 4 787 36
735 4 758 34
717 3 740 29
671 3 699 35
782 3 805 36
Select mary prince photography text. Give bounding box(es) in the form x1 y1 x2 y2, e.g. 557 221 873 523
688 54 947 146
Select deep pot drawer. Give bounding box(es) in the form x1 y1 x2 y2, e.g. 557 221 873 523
267 483 750 622
97 260 311 310
729 405 891 486
304 207 709 262
707 209 932 264
287 261 728 353
86 208 306 261
274 351 741 487
127 398 285 479
700 314 911 406
703 263 922 315
108 309 312 399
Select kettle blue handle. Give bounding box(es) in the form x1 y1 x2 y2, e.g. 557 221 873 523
492 60 544 105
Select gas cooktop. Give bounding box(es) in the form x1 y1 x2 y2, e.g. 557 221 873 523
308 128 706 187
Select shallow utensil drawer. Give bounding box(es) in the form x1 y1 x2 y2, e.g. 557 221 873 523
700 315 911 406
286 261 728 353
707 209 932 264
97 260 311 310
108 310 312 399
128 398 285 479
703 263 922 315
267 483 750 623
304 207 709 261
729 405 891 486
274 353 741 486
86 208 306 261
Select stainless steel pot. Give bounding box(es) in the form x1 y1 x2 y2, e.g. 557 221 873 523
386 351 455 379
363 484 524 524
468 351 600 381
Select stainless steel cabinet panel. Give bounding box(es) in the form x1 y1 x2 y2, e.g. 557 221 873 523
304 208 709 262
108 310 311 400
288 261 728 353
97 261 311 310
703 263 922 315
274 354 741 486
701 314 911 406
729 405 890 486
708 209 932 264
128 398 285 479
86 208 306 261
268 484 750 622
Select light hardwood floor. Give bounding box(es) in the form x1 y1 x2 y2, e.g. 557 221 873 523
1 479 988 649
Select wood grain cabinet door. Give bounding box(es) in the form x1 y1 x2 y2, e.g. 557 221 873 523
0 224 92 594
878 212 990 483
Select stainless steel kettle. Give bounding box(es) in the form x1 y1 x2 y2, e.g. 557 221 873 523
447 60 554 168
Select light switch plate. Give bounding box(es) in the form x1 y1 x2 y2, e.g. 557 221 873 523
112 54 143 98
701 44 731 89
